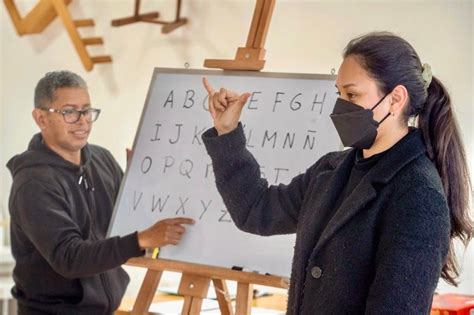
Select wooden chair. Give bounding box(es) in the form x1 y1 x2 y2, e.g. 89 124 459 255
3 0 112 71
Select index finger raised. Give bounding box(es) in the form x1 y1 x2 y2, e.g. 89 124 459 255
202 77 215 95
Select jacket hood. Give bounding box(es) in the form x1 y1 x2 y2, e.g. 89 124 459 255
7 133 91 178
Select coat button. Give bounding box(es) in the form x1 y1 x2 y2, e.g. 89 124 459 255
311 266 322 279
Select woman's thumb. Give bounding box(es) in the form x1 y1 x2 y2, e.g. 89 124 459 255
238 93 251 107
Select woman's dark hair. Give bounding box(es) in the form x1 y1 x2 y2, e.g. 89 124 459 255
343 32 472 286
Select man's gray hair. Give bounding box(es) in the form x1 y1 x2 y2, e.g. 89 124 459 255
34 71 87 108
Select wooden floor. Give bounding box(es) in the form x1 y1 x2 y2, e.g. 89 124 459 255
116 293 287 314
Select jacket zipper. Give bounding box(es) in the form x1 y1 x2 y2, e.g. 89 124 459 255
80 168 113 314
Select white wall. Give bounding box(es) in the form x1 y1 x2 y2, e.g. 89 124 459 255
1 0 473 298
0 4 4 246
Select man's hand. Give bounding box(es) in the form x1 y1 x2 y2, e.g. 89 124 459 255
137 217 195 249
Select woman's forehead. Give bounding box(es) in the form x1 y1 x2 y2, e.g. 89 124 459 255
336 56 375 89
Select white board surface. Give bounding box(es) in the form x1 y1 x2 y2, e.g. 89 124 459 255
108 68 340 277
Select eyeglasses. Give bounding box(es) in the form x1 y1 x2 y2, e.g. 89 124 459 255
41 107 101 124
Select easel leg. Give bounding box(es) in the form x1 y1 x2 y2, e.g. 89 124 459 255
178 273 211 315
180 295 208 315
250 0 275 49
131 269 163 315
181 296 193 315
212 279 234 315
235 283 253 315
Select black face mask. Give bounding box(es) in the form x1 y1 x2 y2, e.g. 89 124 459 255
330 94 391 149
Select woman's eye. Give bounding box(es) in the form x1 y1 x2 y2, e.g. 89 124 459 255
347 93 356 100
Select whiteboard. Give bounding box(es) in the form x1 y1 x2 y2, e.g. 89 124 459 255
108 68 341 277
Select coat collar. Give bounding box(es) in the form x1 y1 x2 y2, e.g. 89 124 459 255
328 128 427 183
313 128 428 254
328 128 426 171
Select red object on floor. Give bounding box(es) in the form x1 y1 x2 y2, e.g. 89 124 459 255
431 293 474 315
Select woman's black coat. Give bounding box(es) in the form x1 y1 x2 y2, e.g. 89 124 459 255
203 125 450 314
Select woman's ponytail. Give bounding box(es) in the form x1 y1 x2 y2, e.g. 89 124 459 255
418 76 472 286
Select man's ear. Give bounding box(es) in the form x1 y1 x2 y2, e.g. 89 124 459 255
32 108 47 131
389 85 409 117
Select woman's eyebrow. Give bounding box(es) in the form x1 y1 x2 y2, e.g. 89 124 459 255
335 83 357 89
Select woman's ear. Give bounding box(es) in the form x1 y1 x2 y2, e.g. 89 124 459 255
390 85 409 117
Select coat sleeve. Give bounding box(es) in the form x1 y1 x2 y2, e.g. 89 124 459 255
202 123 328 236
10 179 143 279
365 186 450 314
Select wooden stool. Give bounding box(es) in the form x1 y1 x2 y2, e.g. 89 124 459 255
111 0 187 34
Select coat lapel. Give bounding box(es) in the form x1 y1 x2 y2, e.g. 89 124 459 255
290 149 356 312
298 150 356 255
313 172 377 254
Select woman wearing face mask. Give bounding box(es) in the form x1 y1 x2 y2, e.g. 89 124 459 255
201 32 472 314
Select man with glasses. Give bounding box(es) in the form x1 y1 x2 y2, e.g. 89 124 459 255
7 71 194 314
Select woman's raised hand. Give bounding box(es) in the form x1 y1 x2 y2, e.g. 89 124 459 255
202 77 251 135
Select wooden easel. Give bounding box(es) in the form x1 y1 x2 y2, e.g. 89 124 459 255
3 0 112 71
124 2 282 313
125 257 289 315
204 0 275 71
111 0 187 34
